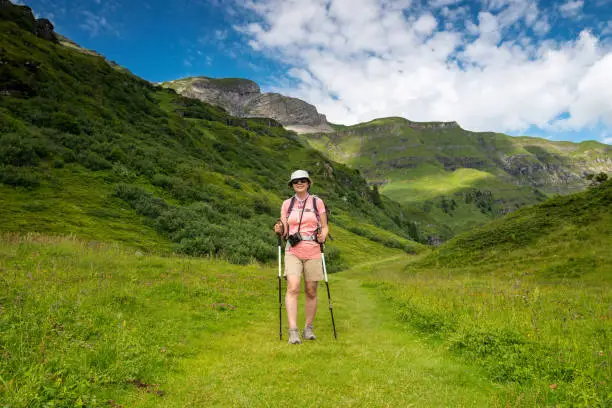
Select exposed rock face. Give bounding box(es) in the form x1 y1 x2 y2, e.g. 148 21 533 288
0 0 58 42
405 120 459 130
162 76 334 134
34 18 56 42
500 154 612 192
179 77 260 117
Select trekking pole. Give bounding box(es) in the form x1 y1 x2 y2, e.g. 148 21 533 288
277 234 283 340
320 244 337 340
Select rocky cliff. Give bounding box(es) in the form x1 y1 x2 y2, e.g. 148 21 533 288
161 76 334 134
0 0 58 42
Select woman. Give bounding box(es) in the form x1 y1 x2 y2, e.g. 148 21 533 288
274 170 329 344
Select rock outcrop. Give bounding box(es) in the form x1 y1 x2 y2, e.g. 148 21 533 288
0 0 58 43
405 120 459 130
162 76 334 134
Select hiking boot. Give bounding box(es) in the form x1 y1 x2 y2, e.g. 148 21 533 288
302 324 316 340
288 328 301 344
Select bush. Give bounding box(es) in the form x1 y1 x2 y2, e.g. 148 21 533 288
0 110 26 132
113 184 168 218
0 133 40 166
50 112 81 134
253 196 274 215
0 165 41 188
52 157 64 168
78 151 112 171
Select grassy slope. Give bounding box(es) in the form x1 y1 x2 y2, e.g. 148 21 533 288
362 181 612 406
7 184 609 407
0 16 427 265
1 234 540 407
305 117 611 234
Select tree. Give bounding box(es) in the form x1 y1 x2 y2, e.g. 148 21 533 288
371 185 382 207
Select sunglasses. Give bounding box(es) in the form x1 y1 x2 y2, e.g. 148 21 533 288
292 178 309 185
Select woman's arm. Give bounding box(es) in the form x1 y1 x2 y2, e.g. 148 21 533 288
317 211 329 243
274 202 289 238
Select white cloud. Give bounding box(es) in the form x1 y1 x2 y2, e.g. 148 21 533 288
236 0 612 136
559 0 584 18
429 0 463 8
80 10 118 36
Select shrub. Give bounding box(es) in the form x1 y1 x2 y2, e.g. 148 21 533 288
113 184 168 218
225 177 242 190
50 111 81 134
78 151 112 171
0 165 41 188
52 157 64 168
253 196 274 215
0 133 40 166
0 110 26 132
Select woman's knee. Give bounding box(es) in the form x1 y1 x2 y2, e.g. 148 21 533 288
286 281 301 297
305 285 318 299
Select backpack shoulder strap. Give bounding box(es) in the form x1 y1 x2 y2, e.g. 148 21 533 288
285 196 296 219
311 195 320 222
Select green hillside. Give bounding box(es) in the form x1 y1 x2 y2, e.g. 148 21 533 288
428 179 612 271
2 184 610 407
305 117 611 234
0 5 441 266
359 180 612 405
1 3 610 406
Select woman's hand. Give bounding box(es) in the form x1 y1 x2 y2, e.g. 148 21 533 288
317 230 328 243
273 220 283 235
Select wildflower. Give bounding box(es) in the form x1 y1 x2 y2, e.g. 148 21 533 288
549 383 557 389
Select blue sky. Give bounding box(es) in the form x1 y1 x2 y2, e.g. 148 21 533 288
15 0 612 144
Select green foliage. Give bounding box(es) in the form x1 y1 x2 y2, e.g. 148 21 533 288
428 179 612 267
305 117 610 238
370 185 382 207
0 133 41 166
448 327 575 384
113 184 168 218
347 225 419 253
50 111 81 134
586 172 609 186
0 165 41 188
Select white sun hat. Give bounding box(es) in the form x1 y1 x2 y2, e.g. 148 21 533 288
288 170 311 187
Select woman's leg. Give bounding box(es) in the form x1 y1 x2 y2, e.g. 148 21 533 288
285 275 301 329
304 280 318 326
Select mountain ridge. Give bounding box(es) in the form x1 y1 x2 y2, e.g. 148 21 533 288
161 76 335 134
303 120 611 233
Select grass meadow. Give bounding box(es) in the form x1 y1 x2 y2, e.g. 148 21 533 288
1 226 610 407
